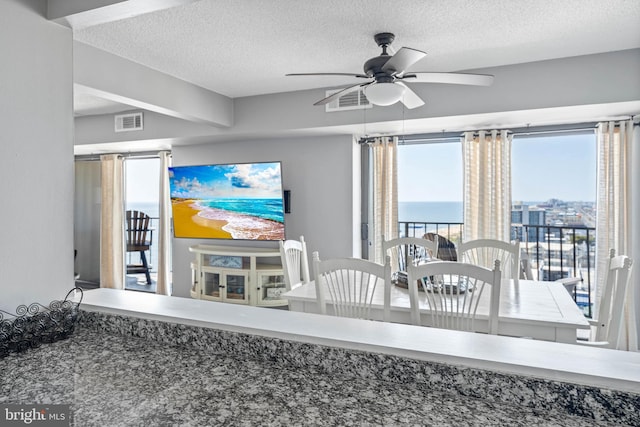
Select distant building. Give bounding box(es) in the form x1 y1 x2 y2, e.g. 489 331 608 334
511 204 546 242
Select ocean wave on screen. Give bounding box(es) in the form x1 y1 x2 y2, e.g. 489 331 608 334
197 207 284 240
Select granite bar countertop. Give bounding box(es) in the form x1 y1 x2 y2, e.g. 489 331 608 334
74 288 640 394
0 326 627 427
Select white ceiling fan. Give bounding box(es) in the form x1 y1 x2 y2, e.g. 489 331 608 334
287 32 494 109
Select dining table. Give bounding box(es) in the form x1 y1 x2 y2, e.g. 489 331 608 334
282 278 591 343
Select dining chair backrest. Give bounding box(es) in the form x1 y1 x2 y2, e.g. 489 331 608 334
423 233 458 261
591 249 633 347
279 236 311 291
382 236 438 273
519 251 535 280
407 260 502 334
458 239 520 285
312 251 391 321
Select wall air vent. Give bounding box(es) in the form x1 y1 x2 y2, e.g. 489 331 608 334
114 112 143 132
324 88 371 112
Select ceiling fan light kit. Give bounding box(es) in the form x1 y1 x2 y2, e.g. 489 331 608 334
364 82 406 106
286 32 494 109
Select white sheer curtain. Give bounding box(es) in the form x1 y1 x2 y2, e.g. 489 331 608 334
100 154 125 289
462 130 512 242
370 136 399 263
596 119 637 351
155 151 172 295
632 119 640 348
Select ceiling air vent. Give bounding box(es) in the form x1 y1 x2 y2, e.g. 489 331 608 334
114 112 143 132
324 88 371 112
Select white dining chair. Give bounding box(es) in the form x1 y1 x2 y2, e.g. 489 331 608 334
423 233 458 261
279 235 311 291
458 239 520 285
407 260 502 334
312 251 391 321
577 249 633 349
382 236 438 281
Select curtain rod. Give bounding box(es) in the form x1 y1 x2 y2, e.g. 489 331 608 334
75 151 169 161
363 122 595 145
361 118 639 145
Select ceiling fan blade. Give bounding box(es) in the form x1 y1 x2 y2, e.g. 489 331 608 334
396 82 425 109
381 47 427 75
313 82 372 106
286 72 369 79
401 72 494 86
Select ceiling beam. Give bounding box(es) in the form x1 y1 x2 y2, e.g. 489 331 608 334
74 41 233 128
47 0 198 29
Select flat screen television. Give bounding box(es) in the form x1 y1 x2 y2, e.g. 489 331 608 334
168 161 285 240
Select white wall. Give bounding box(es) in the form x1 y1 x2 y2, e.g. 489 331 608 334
170 134 358 298
0 0 74 311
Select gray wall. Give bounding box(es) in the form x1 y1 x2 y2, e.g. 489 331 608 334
0 0 74 311
74 160 102 283
170 134 359 298
74 48 640 148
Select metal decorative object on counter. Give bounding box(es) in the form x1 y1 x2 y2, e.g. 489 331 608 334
0 287 83 357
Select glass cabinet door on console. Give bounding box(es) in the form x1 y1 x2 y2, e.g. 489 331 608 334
202 269 222 299
222 271 249 303
197 268 249 304
257 271 286 306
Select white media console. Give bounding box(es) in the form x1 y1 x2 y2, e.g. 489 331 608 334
189 244 287 307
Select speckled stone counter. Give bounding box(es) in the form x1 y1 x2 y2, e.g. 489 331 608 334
3 310 636 426
0 320 630 427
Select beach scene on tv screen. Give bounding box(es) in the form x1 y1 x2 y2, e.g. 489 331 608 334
168 162 285 240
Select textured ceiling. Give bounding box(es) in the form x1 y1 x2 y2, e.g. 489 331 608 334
73 0 640 104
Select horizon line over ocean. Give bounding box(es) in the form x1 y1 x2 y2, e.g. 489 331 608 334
399 201 463 223
399 200 594 223
130 200 592 224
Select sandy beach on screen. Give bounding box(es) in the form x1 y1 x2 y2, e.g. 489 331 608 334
172 200 232 239
172 199 284 240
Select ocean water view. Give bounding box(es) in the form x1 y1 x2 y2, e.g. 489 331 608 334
201 198 284 223
398 201 463 223
127 201 159 218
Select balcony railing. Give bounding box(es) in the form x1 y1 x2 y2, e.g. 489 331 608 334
513 224 595 318
398 221 596 317
399 222 465 245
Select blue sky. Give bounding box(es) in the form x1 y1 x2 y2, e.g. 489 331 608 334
126 158 159 203
167 162 282 199
398 133 596 203
398 142 463 202
126 160 284 202
511 134 596 202
128 133 596 204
